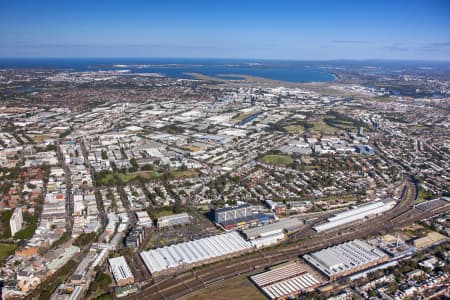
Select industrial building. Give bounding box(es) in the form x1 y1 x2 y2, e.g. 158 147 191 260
249 231 285 248
303 240 389 280
413 231 447 249
10 207 23 237
108 256 134 286
140 232 252 276
214 204 252 223
157 212 192 228
250 262 321 300
313 201 396 232
242 217 304 240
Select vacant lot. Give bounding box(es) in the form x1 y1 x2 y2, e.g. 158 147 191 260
261 154 293 166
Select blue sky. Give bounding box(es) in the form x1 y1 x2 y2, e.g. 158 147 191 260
0 0 449 60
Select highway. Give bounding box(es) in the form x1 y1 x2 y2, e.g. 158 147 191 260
123 177 449 300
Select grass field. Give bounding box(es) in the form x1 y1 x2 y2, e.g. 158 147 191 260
182 275 265 300
308 120 337 134
0 243 16 261
284 125 305 133
261 154 293 166
169 169 199 179
98 170 162 185
154 209 174 218
117 170 162 182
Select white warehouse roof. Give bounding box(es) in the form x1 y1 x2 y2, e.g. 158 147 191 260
327 201 385 222
251 262 320 300
313 201 395 232
157 212 192 227
108 256 134 282
303 240 388 278
140 232 251 274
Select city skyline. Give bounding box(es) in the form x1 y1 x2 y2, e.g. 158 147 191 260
1 0 450 60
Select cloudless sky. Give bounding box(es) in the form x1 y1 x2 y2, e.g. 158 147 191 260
0 0 449 60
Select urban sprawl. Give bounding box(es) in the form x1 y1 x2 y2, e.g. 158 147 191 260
0 65 449 300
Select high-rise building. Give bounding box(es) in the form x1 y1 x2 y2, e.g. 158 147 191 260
10 208 23 237
358 127 364 136
214 204 252 223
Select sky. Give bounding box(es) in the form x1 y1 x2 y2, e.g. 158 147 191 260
0 0 449 60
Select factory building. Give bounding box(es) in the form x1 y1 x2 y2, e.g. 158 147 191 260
157 212 192 228
249 231 286 248
242 217 304 240
303 240 389 280
140 232 252 276
313 201 395 232
413 231 447 249
108 256 134 286
251 262 321 300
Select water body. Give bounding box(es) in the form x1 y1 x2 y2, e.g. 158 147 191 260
0 58 335 83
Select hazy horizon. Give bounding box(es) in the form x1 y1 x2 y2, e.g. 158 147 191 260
1 0 449 61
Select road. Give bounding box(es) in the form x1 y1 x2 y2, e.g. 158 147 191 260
56 141 73 233
123 177 449 300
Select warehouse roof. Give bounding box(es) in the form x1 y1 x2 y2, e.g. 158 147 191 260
313 201 395 232
108 256 134 282
158 212 191 222
328 201 385 222
303 240 388 277
251 262 320 300
242 217 303 240
140 232 251 274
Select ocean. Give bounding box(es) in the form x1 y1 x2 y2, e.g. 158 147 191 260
0 58 335 83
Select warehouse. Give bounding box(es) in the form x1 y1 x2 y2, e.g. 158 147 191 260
413 231 447 249
140 231 252 276
242 217 304 240
303 240 389 280
250 231 285 248
313 201 395 232
108 256 134 286
251 262 321 300
157 212 192 228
